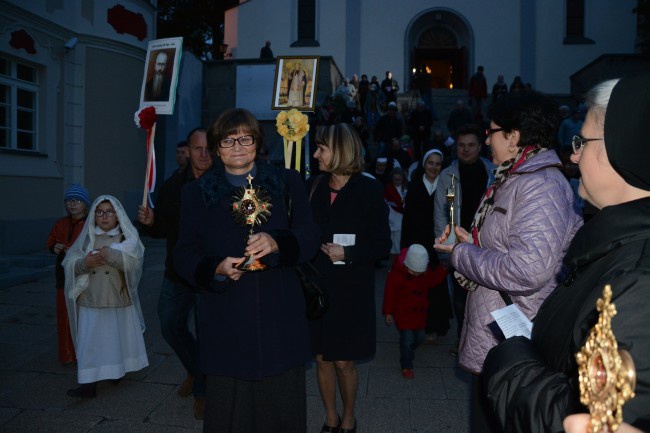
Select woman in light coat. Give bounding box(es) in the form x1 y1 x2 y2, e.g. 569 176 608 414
434 91 582 433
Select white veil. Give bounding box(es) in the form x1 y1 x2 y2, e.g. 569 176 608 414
62 195 146 348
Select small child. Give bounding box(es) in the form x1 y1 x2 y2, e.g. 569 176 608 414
63 195 149 398
46 184 91 365
382 244 447 379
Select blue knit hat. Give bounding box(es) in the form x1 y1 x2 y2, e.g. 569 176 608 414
64 184 91 208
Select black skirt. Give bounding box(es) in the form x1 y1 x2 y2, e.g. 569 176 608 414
203 365 306 433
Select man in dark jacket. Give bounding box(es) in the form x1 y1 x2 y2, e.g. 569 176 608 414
137 127 212 419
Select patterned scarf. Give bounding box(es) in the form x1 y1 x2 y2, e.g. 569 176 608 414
454 145 546 291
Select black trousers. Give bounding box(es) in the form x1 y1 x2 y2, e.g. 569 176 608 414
203 365 306 433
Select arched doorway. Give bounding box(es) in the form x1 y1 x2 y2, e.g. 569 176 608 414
405 9 473 90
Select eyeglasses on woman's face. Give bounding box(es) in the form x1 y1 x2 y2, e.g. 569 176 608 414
571 135 603 154
219 135 255 148
485 128 503 137
95 210 116 217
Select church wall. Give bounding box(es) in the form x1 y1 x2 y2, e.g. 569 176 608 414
534 0 636 95
230 0 637 96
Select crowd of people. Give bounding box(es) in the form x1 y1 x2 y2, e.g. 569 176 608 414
46 70 650 433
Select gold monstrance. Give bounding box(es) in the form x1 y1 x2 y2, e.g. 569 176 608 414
576 284 636 433
231 174 272 272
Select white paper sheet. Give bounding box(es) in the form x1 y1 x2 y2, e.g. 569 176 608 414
333 234 355 265
490 303 532 339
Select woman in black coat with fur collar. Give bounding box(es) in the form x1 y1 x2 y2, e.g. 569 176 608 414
174 109 320 433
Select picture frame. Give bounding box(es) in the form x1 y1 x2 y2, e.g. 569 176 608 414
272 56 320 112
139 37 183 115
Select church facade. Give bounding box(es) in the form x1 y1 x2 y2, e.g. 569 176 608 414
225 0 637 95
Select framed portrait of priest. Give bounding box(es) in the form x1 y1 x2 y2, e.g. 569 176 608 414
272 56 319 112
139 37 183 115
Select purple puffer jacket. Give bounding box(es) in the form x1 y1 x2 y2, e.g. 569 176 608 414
450 150 582 374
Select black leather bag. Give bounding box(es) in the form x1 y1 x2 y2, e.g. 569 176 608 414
295 261 328 320
282 174 329 320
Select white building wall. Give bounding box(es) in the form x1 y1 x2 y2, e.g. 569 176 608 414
0 0 156 253
5 0 153 51
534 0 636 93
228 0 636 95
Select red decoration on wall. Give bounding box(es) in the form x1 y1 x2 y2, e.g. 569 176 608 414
9 29 37 54
107 5 147 41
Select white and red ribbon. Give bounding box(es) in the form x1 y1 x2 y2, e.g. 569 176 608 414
134 106 157 207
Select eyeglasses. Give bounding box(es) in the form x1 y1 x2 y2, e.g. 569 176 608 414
219 135 255 148
65 199 82 205
571 135 603 154
485 128 504 137
95 210 116 217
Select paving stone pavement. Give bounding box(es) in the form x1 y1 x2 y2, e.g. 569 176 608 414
0 238 470 433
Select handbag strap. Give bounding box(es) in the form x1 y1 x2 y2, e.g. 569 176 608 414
309 175 324 202
499 290 513 306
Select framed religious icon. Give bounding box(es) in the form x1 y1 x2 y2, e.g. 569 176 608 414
272 56 319 112
139 37 183 115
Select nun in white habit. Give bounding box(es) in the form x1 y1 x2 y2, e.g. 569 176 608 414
63 195 148 398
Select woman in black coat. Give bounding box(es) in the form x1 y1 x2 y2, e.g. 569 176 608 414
309 123 391 433
400 149 451 338
174 108 320 433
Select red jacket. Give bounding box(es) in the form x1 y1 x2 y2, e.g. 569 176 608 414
382 250 447 330
47 216 86 288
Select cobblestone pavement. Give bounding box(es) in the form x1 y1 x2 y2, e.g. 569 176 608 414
0 238 470 433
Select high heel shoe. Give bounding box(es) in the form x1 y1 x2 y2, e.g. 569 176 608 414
339 419 357 433
320 416 341 433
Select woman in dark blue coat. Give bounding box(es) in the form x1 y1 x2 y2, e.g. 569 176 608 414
174 108 320 433
308 123 391 433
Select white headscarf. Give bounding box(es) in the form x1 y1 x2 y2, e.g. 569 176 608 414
62 195 145 347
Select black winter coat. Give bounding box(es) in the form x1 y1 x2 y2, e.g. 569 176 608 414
143 167 196 283
307 173 391 361
400 174 439 266
174 162 320 380
483 197 650 433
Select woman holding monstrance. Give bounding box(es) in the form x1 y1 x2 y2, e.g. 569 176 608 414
174 108 320 433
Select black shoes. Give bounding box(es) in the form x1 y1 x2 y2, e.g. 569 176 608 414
320 416 341 433
339 420 357 433
66 383 97 398
320 418 356 433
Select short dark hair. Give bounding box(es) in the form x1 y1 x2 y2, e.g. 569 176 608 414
487 91 560 149
186 127 206 143
176 140 187 149
454 123 482 142
207 109 263 153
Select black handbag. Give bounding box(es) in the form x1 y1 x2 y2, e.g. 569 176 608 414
283 174 329 320
295 261 328 320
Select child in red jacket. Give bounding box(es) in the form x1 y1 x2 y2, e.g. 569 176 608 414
382 244 447 378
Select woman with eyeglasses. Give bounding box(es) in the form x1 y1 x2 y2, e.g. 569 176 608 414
46 184 91 365
62 195 148 398
173 108 320 433
482 73 650 433
434 91 582 433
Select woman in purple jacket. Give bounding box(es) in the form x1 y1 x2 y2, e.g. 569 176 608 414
434 91 583 433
